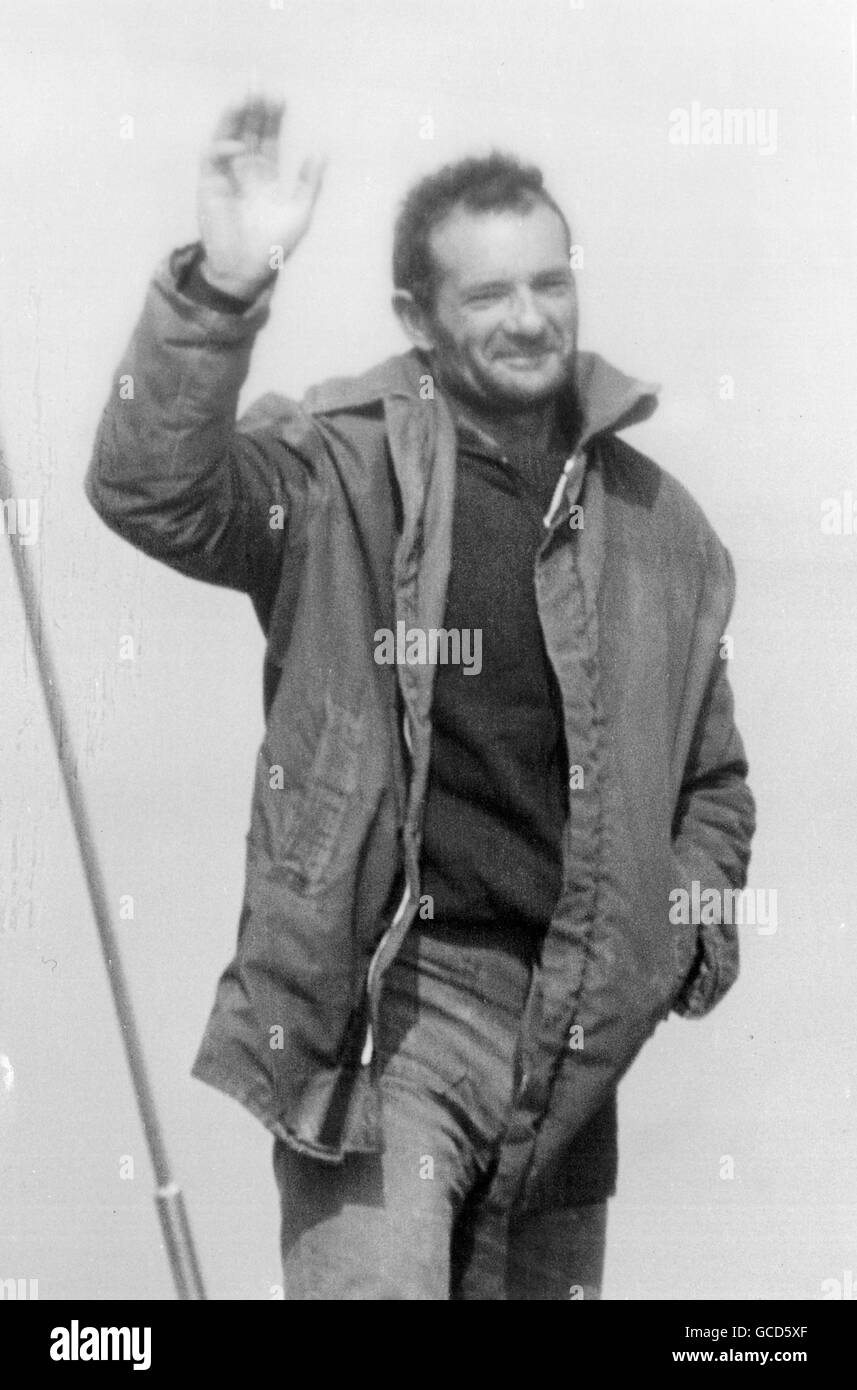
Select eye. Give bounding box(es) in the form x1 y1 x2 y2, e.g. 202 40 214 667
465 285 509 307
535 276 574 294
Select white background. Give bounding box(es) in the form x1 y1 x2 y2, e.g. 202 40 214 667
1 0 855 1299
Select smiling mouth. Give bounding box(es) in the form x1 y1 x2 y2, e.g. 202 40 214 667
497 350 553 365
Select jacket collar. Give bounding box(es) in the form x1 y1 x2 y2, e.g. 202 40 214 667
303 346 659 445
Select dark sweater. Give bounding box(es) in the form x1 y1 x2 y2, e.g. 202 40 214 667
418 412 575 940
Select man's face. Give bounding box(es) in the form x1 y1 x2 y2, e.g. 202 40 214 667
421 200 578 412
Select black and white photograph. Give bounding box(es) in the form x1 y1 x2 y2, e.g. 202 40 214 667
1 0 855 1338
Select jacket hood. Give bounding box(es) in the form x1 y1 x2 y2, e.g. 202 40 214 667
303 347 659 445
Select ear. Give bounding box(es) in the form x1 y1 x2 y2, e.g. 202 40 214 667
391 290 436 351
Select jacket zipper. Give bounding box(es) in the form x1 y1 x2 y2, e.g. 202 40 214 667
542 451 584 531
361 881 412 1065
360 694 416 1066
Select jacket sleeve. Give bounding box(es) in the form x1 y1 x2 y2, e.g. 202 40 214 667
85 243 323 615
670 548 757 1018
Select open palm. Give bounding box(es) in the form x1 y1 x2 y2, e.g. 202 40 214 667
198 97 325 298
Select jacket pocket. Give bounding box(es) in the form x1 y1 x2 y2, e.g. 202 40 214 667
277 693 364 897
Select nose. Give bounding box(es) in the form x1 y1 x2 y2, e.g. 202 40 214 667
503 286 545 337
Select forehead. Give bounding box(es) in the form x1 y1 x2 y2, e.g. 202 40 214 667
428 201 570 290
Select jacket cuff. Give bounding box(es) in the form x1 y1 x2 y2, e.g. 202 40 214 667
178 246 261 314
156 242 278 338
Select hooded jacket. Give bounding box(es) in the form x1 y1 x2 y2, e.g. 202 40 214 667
86 243 756 1215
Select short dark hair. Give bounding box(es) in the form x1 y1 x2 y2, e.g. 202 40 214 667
392 151 572 312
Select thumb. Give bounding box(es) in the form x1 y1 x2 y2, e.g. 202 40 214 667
292 154 327 215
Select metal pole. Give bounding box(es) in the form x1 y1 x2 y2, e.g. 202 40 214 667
3 443 206 1300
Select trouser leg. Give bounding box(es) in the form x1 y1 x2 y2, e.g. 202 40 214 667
272 1074 466 1300
507 1200 608 1299
273 922 530 1299
451 1191 609 1301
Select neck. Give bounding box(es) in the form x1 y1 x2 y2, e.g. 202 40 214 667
445 389 562 459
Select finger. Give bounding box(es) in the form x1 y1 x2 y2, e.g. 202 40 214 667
211 101 255 145
200 138 247 189
241 93 269 150
206 138 247 163
259 99 286 163
293 153 327 212
209 96 268 161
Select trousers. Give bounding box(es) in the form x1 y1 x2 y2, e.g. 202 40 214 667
273 919 608 1299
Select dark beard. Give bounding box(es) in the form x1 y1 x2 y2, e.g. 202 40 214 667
427 350 582 452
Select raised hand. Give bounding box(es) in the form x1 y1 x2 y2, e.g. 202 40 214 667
197 96 325 300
